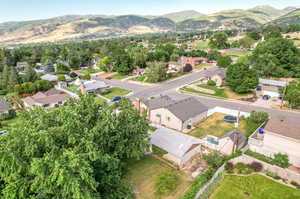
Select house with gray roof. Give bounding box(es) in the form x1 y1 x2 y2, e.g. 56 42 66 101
258 78 289 98
136 95 208 131
150 126 203 167
23 88 71 110
79 80 109 94
201 67 226 87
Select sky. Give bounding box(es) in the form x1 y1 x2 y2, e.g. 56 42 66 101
0 0 299 23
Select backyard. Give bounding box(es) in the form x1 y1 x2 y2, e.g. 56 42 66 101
125 155 192 199
209 174 300 199
100 87 131 99
189 113 247 138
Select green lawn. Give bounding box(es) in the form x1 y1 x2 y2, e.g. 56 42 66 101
100 87 131 99
228 51 251 57
131 72 189 83
125 155 191 199
194 63 214 70
182 84 228 99
189 113 248 139
196 40 209 50
65 84 79 93
111 73 131 80
94 96 107 104
209 174 300 199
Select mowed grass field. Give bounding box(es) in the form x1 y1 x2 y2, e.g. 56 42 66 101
125 156 191 199
209 174 300 199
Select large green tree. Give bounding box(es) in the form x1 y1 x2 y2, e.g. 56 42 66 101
209 32 229 49
226 63 259 93
7 67 19 91
251 38 300 77
217 56 232 68
23 65 38 82
145 62 167 83
0 96 149 199
283 79 300 109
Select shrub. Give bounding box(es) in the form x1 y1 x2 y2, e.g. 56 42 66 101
250 161 263 172
273 153 290 168
235 162 248 170
291 181 300 189
207 80 216 86
239 167 253 175
0 90 7 95
81 74 91 80
57 75 66 81
152 146 167 157
183 64 193 72
203 152 225 169
155 172 178 196
225 162 234 171
266 170 281 180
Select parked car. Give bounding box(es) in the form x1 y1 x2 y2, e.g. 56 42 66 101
262 95 271 100
111 96 121 102
105 77 112 80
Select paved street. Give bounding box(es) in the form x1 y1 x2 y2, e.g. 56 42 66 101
97 67 300 122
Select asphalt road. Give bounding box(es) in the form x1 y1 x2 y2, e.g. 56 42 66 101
97 67 300 122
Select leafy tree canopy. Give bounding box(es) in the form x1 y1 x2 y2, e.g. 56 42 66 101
209 32 229 49
226 63 259 93
0 96 149 199
251 37 300 77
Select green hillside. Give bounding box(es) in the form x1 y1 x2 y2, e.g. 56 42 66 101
269 9 300 26
161 10 205 22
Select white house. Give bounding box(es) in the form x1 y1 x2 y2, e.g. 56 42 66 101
41 74 58 82
249 117 300 167
79 80 109 94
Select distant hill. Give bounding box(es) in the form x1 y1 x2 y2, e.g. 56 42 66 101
269 9 300 26
248 5 287 19
1 6 300 46
161 10 205 22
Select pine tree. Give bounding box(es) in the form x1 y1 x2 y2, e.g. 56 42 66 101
1 65 10 90
8 67 19 91
23 65 37 82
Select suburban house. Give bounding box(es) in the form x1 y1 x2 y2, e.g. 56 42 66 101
257 78 288 99
136 95 208 131
23 88 71 109
204 130 247 155
182 56 208 67
79 80 109 94
0 98 9 115
16 62 28 72
41 74 58 82
150 126 203 168
249 117 300 167
201 67 226 87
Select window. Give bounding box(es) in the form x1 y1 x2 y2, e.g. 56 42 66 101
156 113 161 117
166 116 171 121
43 104 50 108
58 101 63 105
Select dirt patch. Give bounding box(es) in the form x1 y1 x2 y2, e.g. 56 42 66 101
223 87 254 100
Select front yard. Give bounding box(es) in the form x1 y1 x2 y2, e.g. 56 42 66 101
181 84 255 101
209 174 300 199
182 84 228 99
193 64 214 70
125 155 192 199
110 73 132 80
131 72 188 83
189 113 247 138
100 87 131 99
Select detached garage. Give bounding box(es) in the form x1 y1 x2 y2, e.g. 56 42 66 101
150 126 203 168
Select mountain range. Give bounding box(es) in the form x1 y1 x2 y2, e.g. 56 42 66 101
0 5 299 46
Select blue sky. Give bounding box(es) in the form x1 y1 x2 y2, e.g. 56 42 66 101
0 0 299 23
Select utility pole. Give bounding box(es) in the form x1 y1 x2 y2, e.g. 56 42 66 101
280 80 288 109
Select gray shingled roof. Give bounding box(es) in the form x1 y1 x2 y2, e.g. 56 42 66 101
220 130 247 149
0 98 9 114
143 95 176 110
150 127 203 159
165 97 208 121
83 80 109 92
259 78 288 87
205 67 226 79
